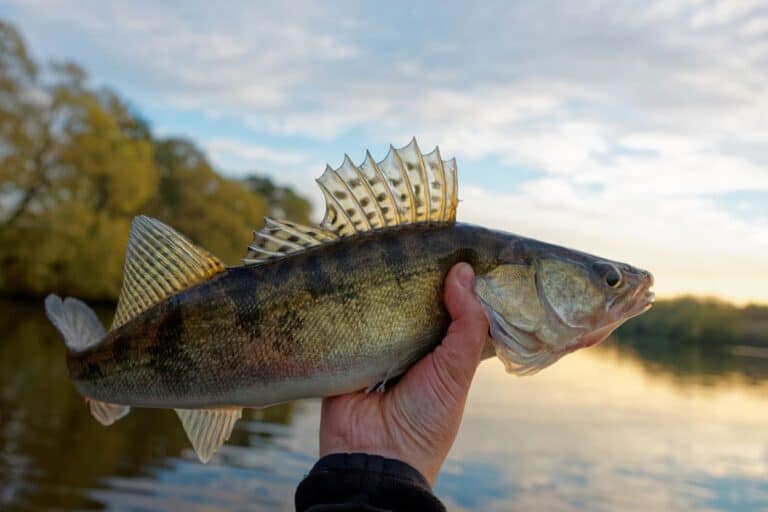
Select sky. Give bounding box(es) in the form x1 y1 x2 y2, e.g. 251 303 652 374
2 0 767 304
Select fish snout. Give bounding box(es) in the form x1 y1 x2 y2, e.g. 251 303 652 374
627 269 655 316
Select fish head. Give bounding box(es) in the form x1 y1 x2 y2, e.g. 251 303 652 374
475 239 654 375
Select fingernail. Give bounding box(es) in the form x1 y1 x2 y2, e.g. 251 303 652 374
456 263 474 289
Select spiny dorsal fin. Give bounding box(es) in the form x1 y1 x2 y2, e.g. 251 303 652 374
243 218 338 264
243 139 458 264
112 216 225 329
175 407 242 463
318 137 458 235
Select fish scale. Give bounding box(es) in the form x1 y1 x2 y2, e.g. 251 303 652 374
66 224 500 407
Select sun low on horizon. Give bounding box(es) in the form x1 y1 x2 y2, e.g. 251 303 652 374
2 0 766 305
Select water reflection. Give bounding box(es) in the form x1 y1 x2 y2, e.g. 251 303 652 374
446 347 768 511
609 331 768 386
1 300 766 511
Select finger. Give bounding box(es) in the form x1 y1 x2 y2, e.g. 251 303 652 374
432 263 490 389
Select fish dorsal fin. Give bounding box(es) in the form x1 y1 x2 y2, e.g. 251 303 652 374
175 407 242 463
243 218 338 264
242 138 458 264
318 137 458 235
112 216 225 329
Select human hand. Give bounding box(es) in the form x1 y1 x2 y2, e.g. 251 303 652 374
318 262 490 486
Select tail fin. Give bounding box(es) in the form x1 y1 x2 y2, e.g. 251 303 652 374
44 294 105 351
44 294 131 425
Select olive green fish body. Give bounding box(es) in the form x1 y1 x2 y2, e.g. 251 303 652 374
68 224 508 408
45 139 654 463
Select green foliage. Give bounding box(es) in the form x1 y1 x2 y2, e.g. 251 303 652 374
616 296 745 346
148 138 270 265
0 21 312 300
242 175 312 224
612 297 768 381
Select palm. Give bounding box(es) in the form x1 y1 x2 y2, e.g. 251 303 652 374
318 263 489 485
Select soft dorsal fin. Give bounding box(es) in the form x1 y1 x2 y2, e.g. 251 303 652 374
112 216 225 329
317 137 458 234
243 138 458 264
243 218 338 264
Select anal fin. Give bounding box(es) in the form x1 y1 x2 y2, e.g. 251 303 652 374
175 407 242 463
87 398 130 426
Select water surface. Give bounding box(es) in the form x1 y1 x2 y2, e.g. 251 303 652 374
1 300 766 511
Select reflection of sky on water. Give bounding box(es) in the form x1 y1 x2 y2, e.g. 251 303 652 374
2 301 766 512
68 346 768 511
440 348 768 511
88 415 314 511
437 460 509 509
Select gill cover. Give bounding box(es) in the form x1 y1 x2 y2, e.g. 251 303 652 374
475 264 570 375
476 251 653 376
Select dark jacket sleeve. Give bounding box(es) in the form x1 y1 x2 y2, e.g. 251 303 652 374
295 453 446 512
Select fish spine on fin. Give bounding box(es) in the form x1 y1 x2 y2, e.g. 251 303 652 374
175 407 242 463
112 216 225 329
44 294 105 352
243 138 459 264
318 137 458 234
87 399 131 426
244 219 337 264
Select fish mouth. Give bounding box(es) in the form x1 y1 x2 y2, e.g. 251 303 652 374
577 272 655 349
626 271 655 318
626 290 655 319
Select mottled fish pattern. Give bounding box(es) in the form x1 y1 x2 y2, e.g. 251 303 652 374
45 139 654 462
68 224 506 408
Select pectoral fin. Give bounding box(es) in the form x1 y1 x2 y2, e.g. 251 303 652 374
175 407 242 463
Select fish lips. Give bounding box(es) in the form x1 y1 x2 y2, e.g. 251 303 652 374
577 276 655 349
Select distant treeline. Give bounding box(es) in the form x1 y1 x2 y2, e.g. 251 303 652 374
615 296 768 346
611 297 768 380
0 21 311 301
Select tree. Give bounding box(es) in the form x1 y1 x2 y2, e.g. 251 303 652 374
242 175 312 224
148 138 269 265
0 21 159 299
0 20 312 300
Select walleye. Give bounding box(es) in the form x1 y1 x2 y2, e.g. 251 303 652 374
45 139 654 463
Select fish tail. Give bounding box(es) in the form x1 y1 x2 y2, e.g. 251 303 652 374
44 294 131 425
44 294 105 352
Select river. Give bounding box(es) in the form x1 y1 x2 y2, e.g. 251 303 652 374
1 300 766 511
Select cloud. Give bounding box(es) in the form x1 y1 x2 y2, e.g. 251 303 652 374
459 184 768 304
204 139 309 168
2 0 766 302
3 0 360 113
689 0 765 27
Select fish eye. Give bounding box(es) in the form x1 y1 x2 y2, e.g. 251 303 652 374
604 266 622 288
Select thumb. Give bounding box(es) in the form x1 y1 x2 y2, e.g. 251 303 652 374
432 263 490 391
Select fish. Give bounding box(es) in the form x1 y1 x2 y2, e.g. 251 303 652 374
44 139 655 463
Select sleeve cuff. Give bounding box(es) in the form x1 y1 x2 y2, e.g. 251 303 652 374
295 453 446 512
